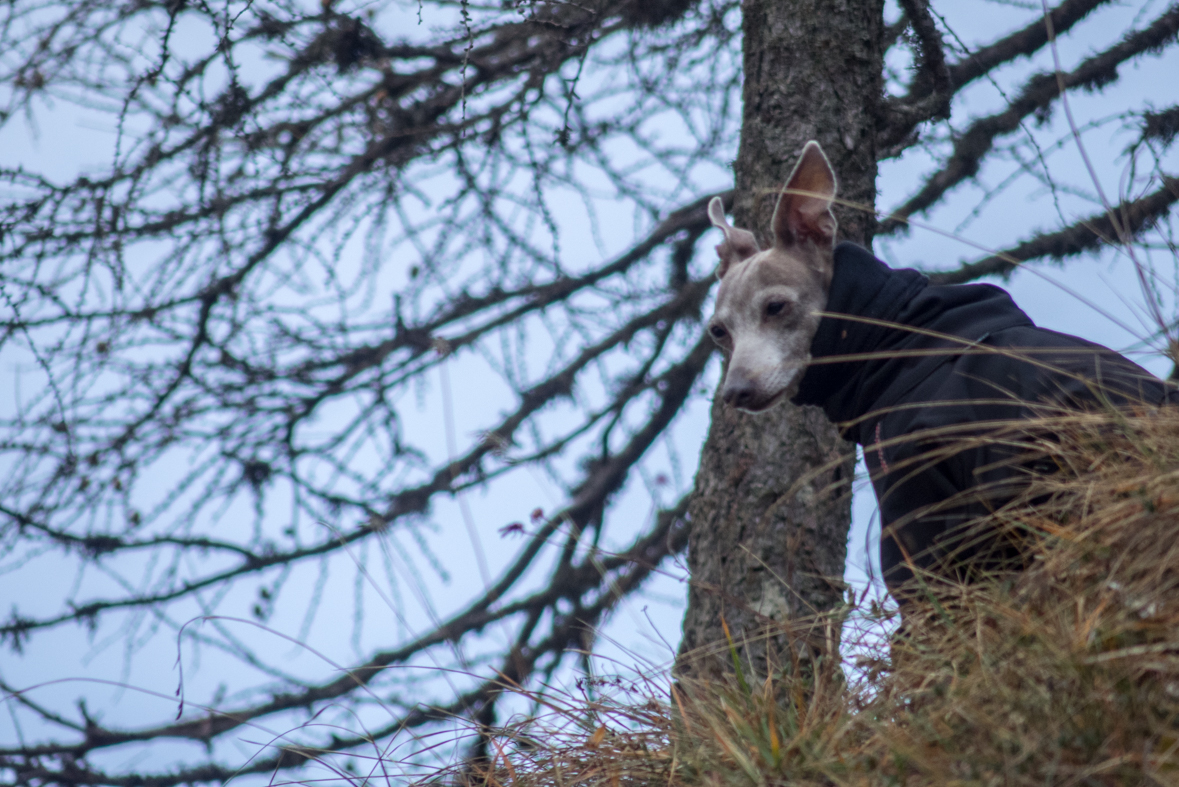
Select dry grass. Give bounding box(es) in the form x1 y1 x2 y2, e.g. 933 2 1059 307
437 405 1179 787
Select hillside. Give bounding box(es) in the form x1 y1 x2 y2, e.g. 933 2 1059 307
435 405 1179 786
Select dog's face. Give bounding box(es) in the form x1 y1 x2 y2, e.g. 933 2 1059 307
706 141 838 412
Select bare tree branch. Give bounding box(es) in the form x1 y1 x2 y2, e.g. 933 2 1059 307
880 0 1114 151
880 0 1113 150
0 208 720 642
927 176 1179 284
894 0 953 123
0 347 705 784
1142 104 1179 148
880 4 1179 234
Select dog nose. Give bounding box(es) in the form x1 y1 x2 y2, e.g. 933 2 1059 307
722 378 757 409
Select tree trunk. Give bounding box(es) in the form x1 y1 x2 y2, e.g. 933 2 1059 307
677 0 884 679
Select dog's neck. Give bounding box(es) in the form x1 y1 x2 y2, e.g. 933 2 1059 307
792 243 928 409
792 242 1036 439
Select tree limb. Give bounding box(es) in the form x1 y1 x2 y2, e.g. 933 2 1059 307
926 175 1179 284
880 0 1114 150
0 357 705 783
896 0 953 122
881 4 1179 234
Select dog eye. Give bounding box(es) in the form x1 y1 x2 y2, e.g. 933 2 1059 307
765 300 789 317
709 325 727 340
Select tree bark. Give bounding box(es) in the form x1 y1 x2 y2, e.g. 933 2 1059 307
677 0 884 679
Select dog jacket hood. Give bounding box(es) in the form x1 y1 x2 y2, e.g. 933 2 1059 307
792 241 1035 437
792 242 1176 594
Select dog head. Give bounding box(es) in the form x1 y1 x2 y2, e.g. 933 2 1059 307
706 141 838 412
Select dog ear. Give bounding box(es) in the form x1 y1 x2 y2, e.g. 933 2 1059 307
770 141 838 249
707 196 759 279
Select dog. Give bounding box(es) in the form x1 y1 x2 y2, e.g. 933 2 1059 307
706 141 1178 597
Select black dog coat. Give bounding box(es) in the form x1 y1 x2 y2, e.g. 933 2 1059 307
791 243 1178 595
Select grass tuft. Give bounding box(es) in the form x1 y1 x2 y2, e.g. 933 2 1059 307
438 406 1179 787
